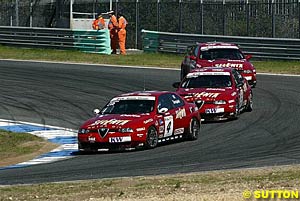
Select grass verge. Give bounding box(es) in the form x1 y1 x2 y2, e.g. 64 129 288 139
0 130 58 167
0 45 300 74
1 165 300 200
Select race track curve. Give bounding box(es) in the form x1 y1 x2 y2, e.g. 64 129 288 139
0 60 299 185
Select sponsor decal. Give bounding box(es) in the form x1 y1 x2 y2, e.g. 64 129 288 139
201 44 239 51
205 108 225 114
88 136 96 142
159 119 164 125
120 114 141 118
137 134 144 137
175 108 186 119
159 125 164 133
214 63 243 69
136 127 145 132
143 118 153 124
174 128 184 135
109 136 131 143
228 99 235 103
172 99 181 104
187 71 230 78
112 96 155 101
158 134 164 138
205 88 226 91
244 76 252 80
194 92 220 99
91 119 130 126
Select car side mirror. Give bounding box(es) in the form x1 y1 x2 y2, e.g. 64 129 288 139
172 82 180 88
189 55 196 60
158 107 168 114
245 54 252 60
236 83 243 88
93 108 100 115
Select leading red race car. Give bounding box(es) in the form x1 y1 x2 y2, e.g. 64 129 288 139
180 42 257 87
174 67 253 121
78 91 201 152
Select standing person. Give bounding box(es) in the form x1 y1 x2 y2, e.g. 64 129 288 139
92 14 105 30
117 12 128 55
107 10 118 54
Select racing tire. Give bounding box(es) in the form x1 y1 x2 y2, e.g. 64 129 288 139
180 67 186 80
186 118 200 141
233 99 240 119
180 65 189 80
245 93 253 112
145 126 158 149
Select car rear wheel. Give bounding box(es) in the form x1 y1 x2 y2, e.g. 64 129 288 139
145 126 158 149
245 93 253 112
186 118 200 140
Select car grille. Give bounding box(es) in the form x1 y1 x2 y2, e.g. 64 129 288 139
98 128 109 138
196 100 215 108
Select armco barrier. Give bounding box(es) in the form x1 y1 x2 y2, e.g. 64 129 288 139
142 30 300 60
0 26 111 54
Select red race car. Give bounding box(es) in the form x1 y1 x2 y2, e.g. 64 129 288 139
78 91 201 152
180 42 257 87
174 67 253 121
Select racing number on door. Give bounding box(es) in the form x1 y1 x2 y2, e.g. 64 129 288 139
164 115 174 137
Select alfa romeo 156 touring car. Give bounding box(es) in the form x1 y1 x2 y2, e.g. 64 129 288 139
78 91 201 152
180 42 257 87
173 67 253 121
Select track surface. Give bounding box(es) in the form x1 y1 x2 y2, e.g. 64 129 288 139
0 60 299 185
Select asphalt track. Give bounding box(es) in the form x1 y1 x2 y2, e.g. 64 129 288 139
0 60 299 185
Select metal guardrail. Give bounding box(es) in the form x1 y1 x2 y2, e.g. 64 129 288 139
0 26 111 54
142 30 300 60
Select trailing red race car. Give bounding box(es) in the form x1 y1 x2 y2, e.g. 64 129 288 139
180 42 257 87
173 67 253 121
78 91 201 152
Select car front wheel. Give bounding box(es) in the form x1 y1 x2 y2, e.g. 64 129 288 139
186 117 200 140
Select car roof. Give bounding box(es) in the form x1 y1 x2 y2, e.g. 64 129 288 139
187 67 232 78
115 91 174 98
198 42 239 50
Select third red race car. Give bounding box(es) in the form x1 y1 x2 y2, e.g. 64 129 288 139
173 67 253 121
180 42 257 87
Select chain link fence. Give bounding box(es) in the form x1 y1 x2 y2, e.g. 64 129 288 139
1 0 300 49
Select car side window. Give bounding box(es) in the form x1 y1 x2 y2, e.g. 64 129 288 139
158 94 174 110
170 93 185 108
187 45 198 57
232 69 244 86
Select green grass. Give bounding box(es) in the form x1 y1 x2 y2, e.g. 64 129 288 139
1 45 300 74
1 165 300 200
0 130 44 158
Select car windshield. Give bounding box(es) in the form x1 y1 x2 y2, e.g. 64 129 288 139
101 99 155 114
200 48 244 60
181 75 232 88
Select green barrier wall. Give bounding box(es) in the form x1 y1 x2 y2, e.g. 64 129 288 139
73 29 111 55
142 29 159 53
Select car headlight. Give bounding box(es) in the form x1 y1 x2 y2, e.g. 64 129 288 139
243 69 253 74
119 128 134 133
214 100 226 105
78 128 90 134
